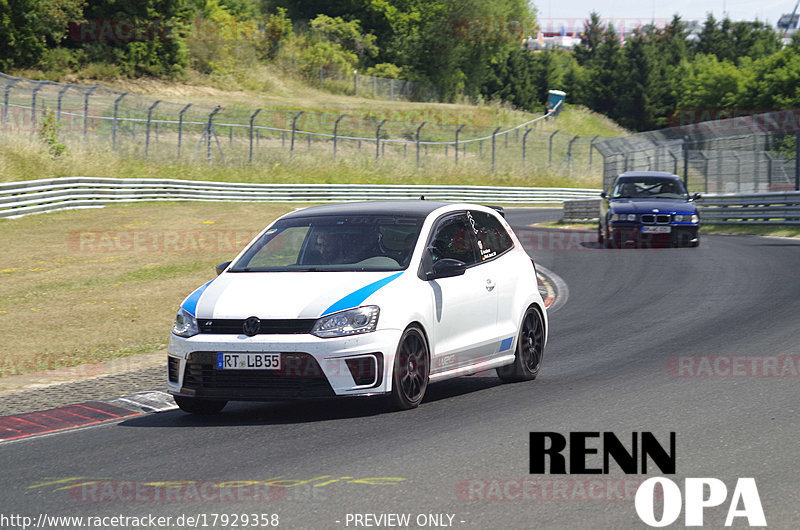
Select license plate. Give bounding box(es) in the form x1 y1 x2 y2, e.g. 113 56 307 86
216 353 281 370
641 226 671 234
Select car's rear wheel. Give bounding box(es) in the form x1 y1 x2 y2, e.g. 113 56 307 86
390 326 429 410
173 395 227 415
497 306 545 382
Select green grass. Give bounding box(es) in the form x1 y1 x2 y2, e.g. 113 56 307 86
701 224 800 237
1 63 626 188
0 117 612 188
537 220 595 229
537 106 627 137
0 202 292 376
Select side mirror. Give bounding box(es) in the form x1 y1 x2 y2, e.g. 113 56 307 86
692 193 701 201
426 258 466 280
215 261 232 276
600 192 607 198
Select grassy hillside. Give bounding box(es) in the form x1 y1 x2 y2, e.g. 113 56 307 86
1 66 626 188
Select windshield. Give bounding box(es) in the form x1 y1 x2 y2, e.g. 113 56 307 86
230 215 424 272
612 177 688 199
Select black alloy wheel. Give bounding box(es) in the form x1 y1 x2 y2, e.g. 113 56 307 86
390 326 429 410
497 306 545 382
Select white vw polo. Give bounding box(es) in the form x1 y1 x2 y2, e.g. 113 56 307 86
167 201 547 413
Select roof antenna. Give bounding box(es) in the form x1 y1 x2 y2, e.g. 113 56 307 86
419 195 425 200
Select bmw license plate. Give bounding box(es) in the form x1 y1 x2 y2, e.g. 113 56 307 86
641 226 671 234
217 353 281 370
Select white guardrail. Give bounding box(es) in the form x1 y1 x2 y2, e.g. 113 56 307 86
0 177 601 218
563 191 800 225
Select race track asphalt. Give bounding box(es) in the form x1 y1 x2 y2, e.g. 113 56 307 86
1 208 799 529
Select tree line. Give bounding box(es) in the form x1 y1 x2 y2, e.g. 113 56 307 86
2 2 800 131
501 13 800 131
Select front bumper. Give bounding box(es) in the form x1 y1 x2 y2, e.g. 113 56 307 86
167 329 402 401
609 224 699 248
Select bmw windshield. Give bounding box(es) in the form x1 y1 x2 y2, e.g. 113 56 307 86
612 177 688 199
230 215 424 272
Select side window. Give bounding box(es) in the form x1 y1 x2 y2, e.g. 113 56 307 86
429 214 480 266
469 211 514 261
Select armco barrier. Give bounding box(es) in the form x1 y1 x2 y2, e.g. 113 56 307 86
0 177 601 218
562 199 601 222
563 191 800 224
698 191 800 224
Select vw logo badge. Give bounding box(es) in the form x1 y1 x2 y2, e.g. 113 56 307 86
243 316 261 336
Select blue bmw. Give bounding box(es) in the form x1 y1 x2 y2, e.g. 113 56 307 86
599 171 700 248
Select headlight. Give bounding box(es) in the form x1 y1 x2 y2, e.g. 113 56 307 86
311 306 379 338
611 213 636 222
172 307 199 338
674 214 699 223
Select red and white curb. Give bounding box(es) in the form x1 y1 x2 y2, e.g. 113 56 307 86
0 391 176 443
537 272 555 308
536 264 568 313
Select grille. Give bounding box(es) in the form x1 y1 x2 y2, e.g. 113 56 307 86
198 319 316 335
641 214 671 224
181 351 335 399
168 357 179 383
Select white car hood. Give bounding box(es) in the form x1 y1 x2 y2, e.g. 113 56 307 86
181 271 404 319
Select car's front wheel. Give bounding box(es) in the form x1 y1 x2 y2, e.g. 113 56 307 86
602 226 615 248
173 395 227 415
497 306 545 383
389 326 429 410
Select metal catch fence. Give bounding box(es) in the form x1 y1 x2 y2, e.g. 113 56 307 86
595 110 800 194
314 67 440 102
0 73 609 176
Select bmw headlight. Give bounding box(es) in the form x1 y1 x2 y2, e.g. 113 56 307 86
611 213 636 222
172 307 199 338
674 214 699 223
311 306 379 338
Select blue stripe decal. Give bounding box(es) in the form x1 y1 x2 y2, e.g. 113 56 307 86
499 336 514 352
181 280 213 316
322 272 403 316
